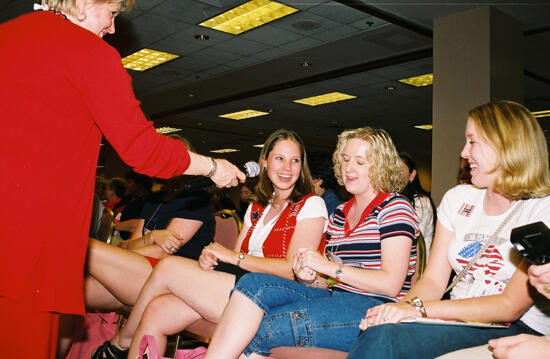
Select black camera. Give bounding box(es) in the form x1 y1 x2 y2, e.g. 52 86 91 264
510 221 550 265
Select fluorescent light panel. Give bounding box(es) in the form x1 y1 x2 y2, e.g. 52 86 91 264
219 109 270 120
253 144 264 148
414 124 433 130
122 49 179 71
294 92 356 106
399 73 433 87
199 0 298 35
156 127 182 134
210 148 240 153
533 110 550 119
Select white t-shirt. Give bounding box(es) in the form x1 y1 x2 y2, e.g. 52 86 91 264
243 195 328 258
413 194 435 258
438 185 550 334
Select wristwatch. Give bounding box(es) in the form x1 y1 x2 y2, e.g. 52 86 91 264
236 253 245 267
405 297 427 317
335 263 344 281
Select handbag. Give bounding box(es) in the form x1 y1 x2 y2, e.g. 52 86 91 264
65 312 122 359
139 334 206 359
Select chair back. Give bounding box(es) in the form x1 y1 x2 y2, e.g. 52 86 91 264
213 209 242 250
97 208 115 244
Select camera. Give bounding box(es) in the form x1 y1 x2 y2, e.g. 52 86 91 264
510 221 550 265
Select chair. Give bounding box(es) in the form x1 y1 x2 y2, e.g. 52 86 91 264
97 208 115 244
416 232 427 280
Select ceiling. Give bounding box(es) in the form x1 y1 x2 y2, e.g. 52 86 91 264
2 0 550 170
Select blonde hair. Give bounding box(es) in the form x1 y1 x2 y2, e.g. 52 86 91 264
40 0 134 17
468 100 550 199
255 129 314 206
333 127 406 193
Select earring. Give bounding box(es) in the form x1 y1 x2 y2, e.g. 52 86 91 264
77 12 87 21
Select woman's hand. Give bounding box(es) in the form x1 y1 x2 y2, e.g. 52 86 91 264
296 248 328 273
199 244 219 270
202 242 236 264
149 229 184 254
359 302 419 330
210 158 246 188
489 334 550 359
528 263 550 300
292 252 317 283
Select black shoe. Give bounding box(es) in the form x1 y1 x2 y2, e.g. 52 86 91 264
91 340 129 359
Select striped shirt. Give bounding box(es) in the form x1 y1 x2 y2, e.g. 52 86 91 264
326 193 419 302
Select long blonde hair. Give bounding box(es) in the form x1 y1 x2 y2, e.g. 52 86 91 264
333 126 406 193
468 100 550 199
40 0 134 17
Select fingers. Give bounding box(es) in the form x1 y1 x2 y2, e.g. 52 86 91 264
210 159 245 188
489 334 531 349
528 263 550 277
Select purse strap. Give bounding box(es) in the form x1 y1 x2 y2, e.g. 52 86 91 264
445 200 525 293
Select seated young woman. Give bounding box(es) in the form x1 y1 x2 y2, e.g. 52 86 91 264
204 126 420 358
92 129 328 359
346 100 550 359
85 137 214 311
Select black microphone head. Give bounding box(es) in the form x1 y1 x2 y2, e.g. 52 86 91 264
243 161 260 177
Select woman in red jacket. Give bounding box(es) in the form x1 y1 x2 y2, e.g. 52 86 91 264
0 1 243 358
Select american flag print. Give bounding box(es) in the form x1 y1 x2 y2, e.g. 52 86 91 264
456 242 504 279
458 203 475 217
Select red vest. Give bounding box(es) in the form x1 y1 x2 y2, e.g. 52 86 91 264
240 194 321 258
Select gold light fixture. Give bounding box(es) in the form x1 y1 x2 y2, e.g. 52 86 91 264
294 92 356 106
399 73 433 87
210 148 240 153
414 124 433 130
533 110 550 119
199 0 298 35
219 109 270 120
122 49 179 71
253 144 264 148
156 127 182 134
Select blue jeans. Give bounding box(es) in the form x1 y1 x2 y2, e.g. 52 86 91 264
347 320 541 359
233 273 387 356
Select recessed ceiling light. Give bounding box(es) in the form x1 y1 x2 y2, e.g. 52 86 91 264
414 124 433 130
384 86 396 92
219 109 270 120
533 110 550 119
300 62 312 68
294 92 357 106
199 0 298 35
194 34 210 40
122 49 179 71
399 73 433 87
210 148 240 153
156 127 182 134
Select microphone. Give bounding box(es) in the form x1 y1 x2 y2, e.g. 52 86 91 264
180 161 260 192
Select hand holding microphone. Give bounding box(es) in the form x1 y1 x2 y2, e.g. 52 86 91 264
182 161 260 192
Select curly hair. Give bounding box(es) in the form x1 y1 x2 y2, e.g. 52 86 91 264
332 127 406 193
468 100 550 199
254 129 314 206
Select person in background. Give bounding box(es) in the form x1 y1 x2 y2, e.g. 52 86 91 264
0 1 244 357
104 177 127 216
399 152 437 258
458 157 472 184
236 180 257 219
95 176 108 201
309 152 343 216
116 171 153 240
204 126 419 358
93 129 328 359
346 101 550 359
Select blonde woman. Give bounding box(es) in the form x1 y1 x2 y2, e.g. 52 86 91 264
204 127 420 358
347 101 550 359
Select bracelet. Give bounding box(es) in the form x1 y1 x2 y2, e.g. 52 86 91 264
206 157 217 178
236 253 245 267
143 235 148 246
335 263 344 281
405 297 427 318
